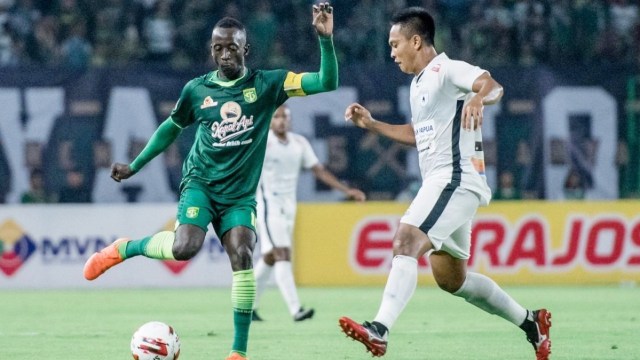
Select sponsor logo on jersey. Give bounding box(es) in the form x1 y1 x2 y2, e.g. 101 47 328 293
211 101 255 145
243 88 258 103
200 96 218 109
0 219 37 276
431 64 440 72
471 157 486 175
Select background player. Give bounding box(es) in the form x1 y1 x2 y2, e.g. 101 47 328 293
83 3 337 360
337 7 551 360
252 104 366 322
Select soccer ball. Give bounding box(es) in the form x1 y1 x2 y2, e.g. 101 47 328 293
130 321 181 360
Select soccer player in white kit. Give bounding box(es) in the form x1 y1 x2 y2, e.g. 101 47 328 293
338 7 551 360
253 104 366 322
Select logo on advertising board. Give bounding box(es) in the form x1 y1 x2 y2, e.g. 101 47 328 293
350 212 640 276
0 219 36 276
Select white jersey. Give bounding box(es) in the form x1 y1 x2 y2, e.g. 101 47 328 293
259 130 319 201
410 52 492 205
256 130 319 253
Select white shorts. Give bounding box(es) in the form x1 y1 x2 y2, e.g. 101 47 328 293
256 191 296 255
400 181 480 259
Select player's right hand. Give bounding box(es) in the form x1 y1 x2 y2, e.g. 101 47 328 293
110 163 135 182
312 2 333 37
345 103 374 129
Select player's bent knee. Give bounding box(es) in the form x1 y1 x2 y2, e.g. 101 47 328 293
173 225 205 260
172 237 203 260
172 243 199 260
392 225 431 257
435 277 464 294
392 237 421 257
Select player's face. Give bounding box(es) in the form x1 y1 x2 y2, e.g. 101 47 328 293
388 24 417 75
270 106 291 136
211 27 247 80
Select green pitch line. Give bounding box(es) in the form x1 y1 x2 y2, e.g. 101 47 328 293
1 286 638 359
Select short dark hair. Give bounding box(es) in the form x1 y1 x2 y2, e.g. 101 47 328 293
391 7 435 46
214 17 246 32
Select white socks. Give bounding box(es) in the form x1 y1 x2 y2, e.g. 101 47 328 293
370 257 527 331
253 259 301 316
373 255 418 328
453 271 527 326
274 261 301 315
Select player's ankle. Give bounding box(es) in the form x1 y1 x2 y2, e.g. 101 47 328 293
372 321 388 337
519 310 535 334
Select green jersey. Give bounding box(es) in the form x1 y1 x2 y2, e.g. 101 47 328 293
170 68 305 203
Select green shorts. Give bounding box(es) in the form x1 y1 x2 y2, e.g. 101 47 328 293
177 186 257 238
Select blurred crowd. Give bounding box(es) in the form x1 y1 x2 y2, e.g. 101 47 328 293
0 0 638 69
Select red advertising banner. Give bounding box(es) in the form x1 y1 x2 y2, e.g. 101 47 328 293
294 201 640 286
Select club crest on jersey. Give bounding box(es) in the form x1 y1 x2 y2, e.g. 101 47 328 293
200 96 218 109
211 101 255 144
243 88 258 103
186 207 199 218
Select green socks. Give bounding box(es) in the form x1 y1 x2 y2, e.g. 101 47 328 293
118 236 256 357
230 269 256 356
118 231 176 260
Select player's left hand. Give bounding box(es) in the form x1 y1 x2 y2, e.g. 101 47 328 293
346 188 366 202
462 95 484 131
312 2 333 37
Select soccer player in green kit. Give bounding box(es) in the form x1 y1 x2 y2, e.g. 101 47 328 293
83 3 336 360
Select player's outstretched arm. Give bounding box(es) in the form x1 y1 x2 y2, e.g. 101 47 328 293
299 2 338 95
110 118 182 182
345 103 416 146
311 164 366 202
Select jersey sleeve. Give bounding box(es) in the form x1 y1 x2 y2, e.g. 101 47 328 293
446 60 488 93
261 69 294 107
169 79 198 128
298 135 320 170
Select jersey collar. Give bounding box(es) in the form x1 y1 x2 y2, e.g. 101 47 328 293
416 52 448 83
207 67 249 87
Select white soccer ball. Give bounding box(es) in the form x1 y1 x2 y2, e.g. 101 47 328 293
131 321 181 360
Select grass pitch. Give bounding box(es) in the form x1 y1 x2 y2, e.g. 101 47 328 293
1 286 638 359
